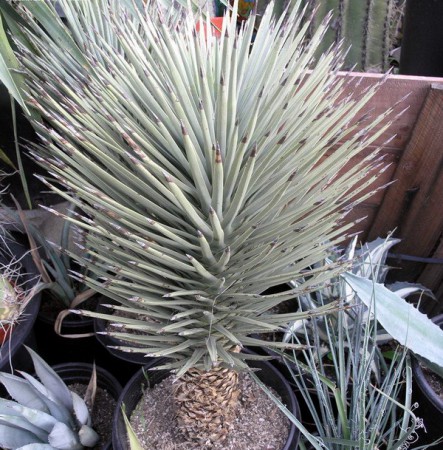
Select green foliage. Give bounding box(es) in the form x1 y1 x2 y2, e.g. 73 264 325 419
7 0 397 374
283 307 418 449
275 236 443 448
0 347 99 450
301 0 405 72
287 236 443 368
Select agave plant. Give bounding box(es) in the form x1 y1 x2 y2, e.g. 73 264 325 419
0 346 99 449
4 0 400 445
286 236 443 369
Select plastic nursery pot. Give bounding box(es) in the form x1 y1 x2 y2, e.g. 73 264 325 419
52 362 123 450
0 239 42 374
112 356 301 450
411 313 443 445
33 294 112 367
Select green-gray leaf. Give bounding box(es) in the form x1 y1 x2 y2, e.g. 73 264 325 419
343 272 443 368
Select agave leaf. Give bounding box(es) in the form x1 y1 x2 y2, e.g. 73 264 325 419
353 236 401 282
0 423 43 449
0 414 48 442
0 373 49 412
71 392 90 428
343 272 443 368
16 445 55 450
0 400 57 433
78 424 100 448
26 347 73 411
47 422 82 450
7 372 73 429
387 281 436 301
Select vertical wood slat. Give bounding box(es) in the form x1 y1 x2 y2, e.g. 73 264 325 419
368 83 443 285
418 238 443 315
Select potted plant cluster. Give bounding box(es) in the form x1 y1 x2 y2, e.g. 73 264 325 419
0 0 442 449
271 236 440 448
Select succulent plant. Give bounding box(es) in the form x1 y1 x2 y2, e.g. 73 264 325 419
0 346 99 449
4 0 398 445
285 236 443 370
301 0 405 72
0 204 41 337
0 259 34 335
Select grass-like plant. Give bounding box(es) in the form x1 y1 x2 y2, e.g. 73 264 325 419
4 0 401 444
282 296 419 450
272 237 442 448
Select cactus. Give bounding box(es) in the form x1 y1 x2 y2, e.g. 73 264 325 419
302 0 405 72
0 347 99 450
0 245 40 340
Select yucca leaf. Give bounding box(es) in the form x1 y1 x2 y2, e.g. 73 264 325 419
7 0 400 373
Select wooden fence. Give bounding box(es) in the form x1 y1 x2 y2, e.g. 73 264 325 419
339 72 443 313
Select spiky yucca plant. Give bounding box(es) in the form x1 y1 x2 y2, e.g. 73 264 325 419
6 0 397 444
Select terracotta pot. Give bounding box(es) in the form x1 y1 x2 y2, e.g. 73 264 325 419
112 356 301 450
195 16 225 38
411 314 443 445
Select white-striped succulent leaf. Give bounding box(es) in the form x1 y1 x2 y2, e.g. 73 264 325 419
343 272 443 368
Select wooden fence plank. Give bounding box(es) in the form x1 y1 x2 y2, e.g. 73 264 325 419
418 239 443 315
337 72 443 150
368 83 443 282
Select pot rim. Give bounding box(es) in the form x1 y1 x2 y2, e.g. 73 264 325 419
411 313 443 412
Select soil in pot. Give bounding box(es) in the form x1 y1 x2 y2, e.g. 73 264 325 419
53 362 122 450
130 371 290 450
114 357 301 450
421 364 443 400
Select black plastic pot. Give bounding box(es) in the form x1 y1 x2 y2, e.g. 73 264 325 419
0 238 41 374
411 314 443 445
33 297 100 366
112 356 301 450
52 362 122 450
